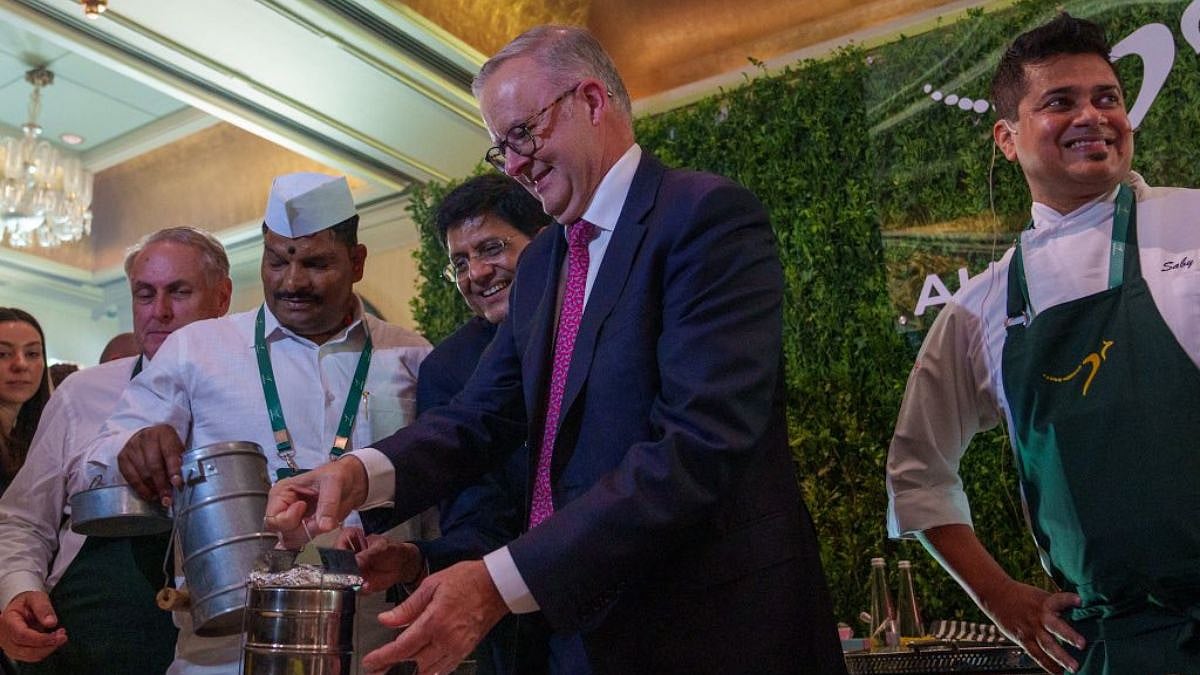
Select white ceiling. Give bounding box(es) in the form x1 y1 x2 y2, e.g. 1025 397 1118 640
0 19 188 153
0 0 492 191
0 0 500 353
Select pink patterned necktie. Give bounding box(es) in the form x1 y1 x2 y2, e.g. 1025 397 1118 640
529 219 595 528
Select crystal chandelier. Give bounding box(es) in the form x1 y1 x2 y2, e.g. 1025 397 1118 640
0 67 94 248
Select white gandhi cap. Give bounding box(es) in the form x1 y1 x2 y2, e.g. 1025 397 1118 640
263 172 356 238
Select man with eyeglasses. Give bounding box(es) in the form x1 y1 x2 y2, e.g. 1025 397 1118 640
354 173 573 674
437 174 549 323
266 25 845 674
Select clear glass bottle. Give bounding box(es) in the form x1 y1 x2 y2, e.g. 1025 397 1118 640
896 559 925 647
868 557 898 650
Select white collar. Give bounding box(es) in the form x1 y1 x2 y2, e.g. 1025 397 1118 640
578 143 642 232
1028 172 1147 237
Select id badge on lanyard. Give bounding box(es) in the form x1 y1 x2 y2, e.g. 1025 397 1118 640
254 306 373 480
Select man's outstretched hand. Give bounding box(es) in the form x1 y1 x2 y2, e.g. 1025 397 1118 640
264 457 369 547
335 528 426 594
361 560 509 675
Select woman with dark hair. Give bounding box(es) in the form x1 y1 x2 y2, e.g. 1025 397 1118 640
0 308 50 496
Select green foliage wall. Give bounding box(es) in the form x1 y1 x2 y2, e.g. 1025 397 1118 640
407 0 1200 627
635 53 936 623
409 178 475 344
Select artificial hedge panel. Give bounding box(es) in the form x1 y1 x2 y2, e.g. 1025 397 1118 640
408 176 477 345
407 0 1198 628
636 51 935 624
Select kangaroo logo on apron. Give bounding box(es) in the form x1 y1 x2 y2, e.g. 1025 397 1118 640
1042 339 1114 396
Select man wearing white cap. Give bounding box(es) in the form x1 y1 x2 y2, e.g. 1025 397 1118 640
79 172 435 674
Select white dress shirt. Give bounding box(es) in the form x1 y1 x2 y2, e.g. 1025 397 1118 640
0 356 139 610
887 173 1200 538
82 302 434 675
353 143 644 615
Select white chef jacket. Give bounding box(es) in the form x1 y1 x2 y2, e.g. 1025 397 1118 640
0 356 140 609
82 302 435 675
887 173 1200 539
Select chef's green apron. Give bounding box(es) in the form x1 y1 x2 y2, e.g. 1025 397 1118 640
18 533 177 675
1001 184 1200 674
20 356 176 674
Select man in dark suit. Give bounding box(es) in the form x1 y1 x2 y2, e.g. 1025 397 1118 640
356 173 581 674
267 24 845 675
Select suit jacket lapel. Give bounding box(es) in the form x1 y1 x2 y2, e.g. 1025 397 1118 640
556 154 663 430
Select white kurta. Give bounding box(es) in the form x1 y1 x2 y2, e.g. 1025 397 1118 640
81 304 435 675
887 173 1200 538
0 356 139 609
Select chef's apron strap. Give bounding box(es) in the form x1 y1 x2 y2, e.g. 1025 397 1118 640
1006 241 1029 325
1007 183 1136 326
1106 182 1135 289
1118 183 1140 282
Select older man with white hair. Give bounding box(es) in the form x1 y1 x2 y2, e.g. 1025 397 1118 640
82 173 435 674
0 227 232 674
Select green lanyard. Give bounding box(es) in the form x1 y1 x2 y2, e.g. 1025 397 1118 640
1015 183 1133 320
254 306 373 470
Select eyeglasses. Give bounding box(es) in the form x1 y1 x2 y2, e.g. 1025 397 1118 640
442 236 515 283
484 83 581 171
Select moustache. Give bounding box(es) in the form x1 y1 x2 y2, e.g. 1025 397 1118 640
274 293 321 304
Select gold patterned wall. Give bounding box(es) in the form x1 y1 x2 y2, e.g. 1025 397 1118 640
590 0 965 98
88 123 361 272
9 0 965 272
399 0 962 98
396 0 587 58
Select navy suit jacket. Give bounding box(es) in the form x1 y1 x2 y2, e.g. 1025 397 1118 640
413 316 524 568
413 316 574 675
375 153 845 674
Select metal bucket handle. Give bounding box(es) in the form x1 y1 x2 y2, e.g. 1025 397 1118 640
177 457 220 519
152 521 191 615
184 458 220 486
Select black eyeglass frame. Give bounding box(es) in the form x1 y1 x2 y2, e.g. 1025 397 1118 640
442 235 517 283
484 82 582 171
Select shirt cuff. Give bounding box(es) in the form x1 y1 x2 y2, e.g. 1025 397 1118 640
0 571 47 610
483 546 539 614
887 484 973 539
347 448 395 509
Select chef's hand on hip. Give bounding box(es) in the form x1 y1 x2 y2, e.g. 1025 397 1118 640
981 579 1083 675
265 457 368 545
0 591 67 662
361 560 508 675
118 424 184 506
